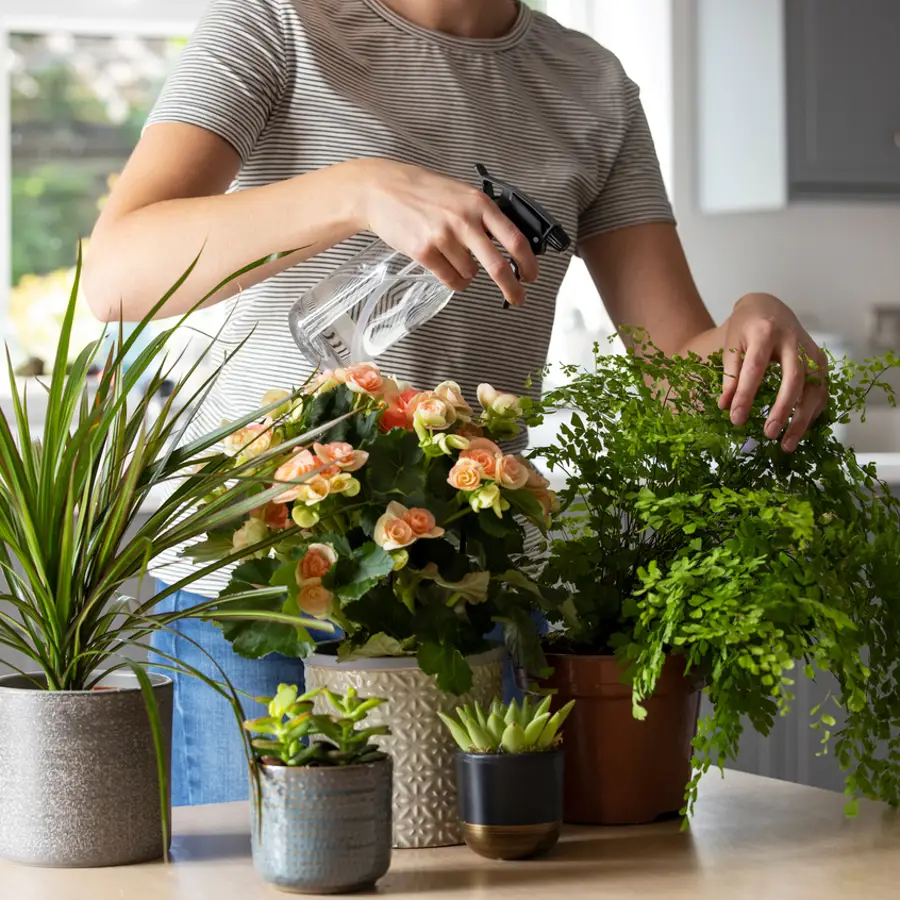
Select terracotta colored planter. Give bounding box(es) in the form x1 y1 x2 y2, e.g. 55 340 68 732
543 653 701 826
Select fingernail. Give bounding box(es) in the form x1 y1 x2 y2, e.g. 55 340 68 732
783 437 798 453
730 407 747 425
765 419 781 440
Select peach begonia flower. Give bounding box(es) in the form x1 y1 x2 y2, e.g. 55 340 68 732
374 501 444 551
434 380 473 422
495 454 530 490
298 580 334 618
250 501 289 531
224 423 273 462
380 385 420 432
459 437 502 478
232 518 268 554
336 363 384 396
293 474 331 507
448 457 484 492
477 383 522 417
272 448 319 503
409 393 456 431
313 441 368 473
297 543 338 583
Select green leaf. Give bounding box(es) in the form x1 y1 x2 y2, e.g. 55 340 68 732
465 717 494 751
326 543 394 602
366 429 426 499
416 641 473 695
501 722 526 753
504 489 548 532
487 712 506 744
844 796 860 817
127 662 170 861
523 712 550 747
183 528 237 563
337 633 415 661
216 562 313 659
438 712 475 751
226 558 282 592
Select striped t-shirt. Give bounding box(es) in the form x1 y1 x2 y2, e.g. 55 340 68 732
147 0 674 596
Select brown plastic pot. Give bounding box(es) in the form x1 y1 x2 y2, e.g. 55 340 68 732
543 653 701 826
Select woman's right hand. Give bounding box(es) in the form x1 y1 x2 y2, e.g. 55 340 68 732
349 158 539 307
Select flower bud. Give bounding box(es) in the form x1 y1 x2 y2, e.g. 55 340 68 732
292 506 320 529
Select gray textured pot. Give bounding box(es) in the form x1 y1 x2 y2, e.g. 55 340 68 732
251 759 393 894
0 670 173 867
304 647 505 849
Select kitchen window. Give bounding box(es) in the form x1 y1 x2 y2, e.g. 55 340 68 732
8 30 185 372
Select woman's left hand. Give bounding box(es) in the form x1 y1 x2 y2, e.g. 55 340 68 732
718 292 829 452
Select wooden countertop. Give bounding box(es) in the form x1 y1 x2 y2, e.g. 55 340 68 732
4 770 899 899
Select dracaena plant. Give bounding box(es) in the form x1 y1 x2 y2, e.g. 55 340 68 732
244 684 389 767
526 336 900 817
0 249 348 852
439 695 574 754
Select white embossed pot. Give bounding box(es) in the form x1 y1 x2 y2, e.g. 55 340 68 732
303 647 504 848
0 671 173 867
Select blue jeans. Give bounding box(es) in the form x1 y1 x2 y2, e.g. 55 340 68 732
149 583 334 806
150 583 522 806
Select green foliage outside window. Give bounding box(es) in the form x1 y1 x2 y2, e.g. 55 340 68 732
9 33 183 364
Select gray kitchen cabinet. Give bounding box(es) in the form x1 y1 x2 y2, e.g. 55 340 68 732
697 0 900 212
786 0 900 199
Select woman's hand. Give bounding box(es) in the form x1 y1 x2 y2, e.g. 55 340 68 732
350 158 539 307
718 293 829 452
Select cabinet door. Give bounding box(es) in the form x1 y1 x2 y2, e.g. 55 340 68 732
787 0 900 197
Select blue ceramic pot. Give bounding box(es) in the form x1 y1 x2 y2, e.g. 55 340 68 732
251 759 393 894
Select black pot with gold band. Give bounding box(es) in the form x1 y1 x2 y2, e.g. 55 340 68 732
455 750 564 860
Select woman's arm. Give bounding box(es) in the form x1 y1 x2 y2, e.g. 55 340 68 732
84 123 538 321
84 123 360 321
581 222 828 451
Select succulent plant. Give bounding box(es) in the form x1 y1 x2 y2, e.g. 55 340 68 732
244 684 390 767
439 695 574 754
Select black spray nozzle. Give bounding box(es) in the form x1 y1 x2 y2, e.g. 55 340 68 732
476 163 571 308
476 163 571 256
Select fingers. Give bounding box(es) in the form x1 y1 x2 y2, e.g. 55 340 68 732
464 225 527 307
765 341 806 440
719 342 741 409
727 330 774 426
417 245 474 293
481 205 540 284
781 352 829 452
437 240 479 290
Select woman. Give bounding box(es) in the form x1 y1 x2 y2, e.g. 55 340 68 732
85 0 827 806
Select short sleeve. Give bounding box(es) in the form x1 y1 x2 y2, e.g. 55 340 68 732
577 78 675 245
145 0 288 163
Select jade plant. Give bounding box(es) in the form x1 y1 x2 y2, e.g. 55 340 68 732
244 684 390 767
526 336 900 816
439 695 574 754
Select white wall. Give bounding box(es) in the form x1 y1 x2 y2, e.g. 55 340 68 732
672 0 900 349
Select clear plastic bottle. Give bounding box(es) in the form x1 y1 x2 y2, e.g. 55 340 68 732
289 240 451 370
289 164 571 369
